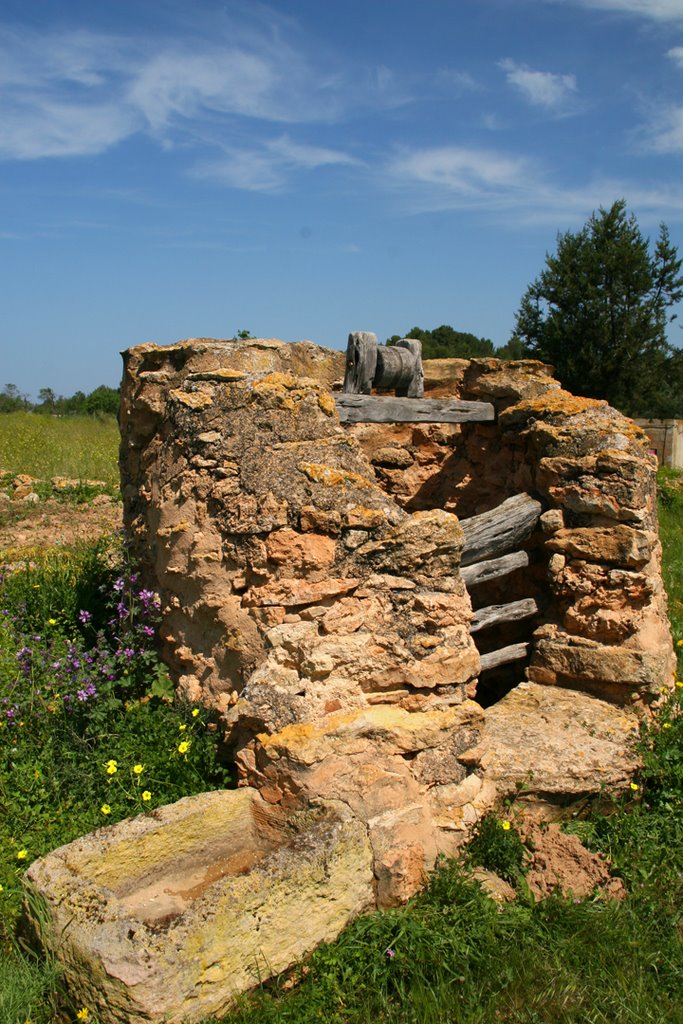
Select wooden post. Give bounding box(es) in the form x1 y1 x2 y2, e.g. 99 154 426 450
343 332 378 394
460 494 542 566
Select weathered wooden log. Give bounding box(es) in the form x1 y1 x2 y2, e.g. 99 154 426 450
343 332 377 394
460 494 542 566
334 394 495 424
376 339 424 397
479 642 530 672
470 597 538 633
460 550 530 588
343 332 424 398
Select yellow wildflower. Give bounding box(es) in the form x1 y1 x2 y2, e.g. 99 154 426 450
191 708 199 717
105 760 117 775
0 883 4 892
133 764 144 775
178 740 190 755
500 820 511 831
16 849 28 860
630 782 639 792
47 618 57 626
663 722 672 730
76 1009 90 1022
677 639 683 647
101 804 111 815
676 681 683 689
178 723 187 732
142 791 152 802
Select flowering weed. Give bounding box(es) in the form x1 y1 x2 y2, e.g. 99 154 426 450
0 538 230 945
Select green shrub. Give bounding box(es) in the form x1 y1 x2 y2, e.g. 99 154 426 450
466 813 528 885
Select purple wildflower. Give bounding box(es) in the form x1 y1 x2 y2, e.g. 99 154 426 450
79 609 92 624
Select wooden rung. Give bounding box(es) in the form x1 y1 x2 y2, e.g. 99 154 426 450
479 643 530 672
471 597 538 633
460 493 542 566
334 393 495 424
461 550 530 588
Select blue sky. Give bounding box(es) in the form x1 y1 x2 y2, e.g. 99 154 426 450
2 0 683 398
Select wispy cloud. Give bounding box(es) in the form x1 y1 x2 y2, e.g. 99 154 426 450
386 144 683 224
0 14 402 178
668 45 683 68
647 106 683 151
547 0 683 21
499 59 577 110
387 146 533 208
192 134 357 192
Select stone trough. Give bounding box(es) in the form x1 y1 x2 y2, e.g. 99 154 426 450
24 790 374 1024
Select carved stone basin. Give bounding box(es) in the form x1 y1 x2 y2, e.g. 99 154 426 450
24 789 374 1024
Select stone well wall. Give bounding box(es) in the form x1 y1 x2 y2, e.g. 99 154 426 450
119 337 675 903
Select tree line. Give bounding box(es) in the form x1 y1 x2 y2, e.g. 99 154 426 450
0 383 120 417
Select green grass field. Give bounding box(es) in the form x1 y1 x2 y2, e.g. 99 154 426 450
0 413 119 485
0 416 682 1024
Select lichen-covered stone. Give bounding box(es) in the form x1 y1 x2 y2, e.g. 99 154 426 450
23 791 374 1024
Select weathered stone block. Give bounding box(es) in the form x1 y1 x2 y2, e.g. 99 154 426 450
23 790 374 1024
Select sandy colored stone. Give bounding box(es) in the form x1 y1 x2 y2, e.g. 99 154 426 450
265 528 337 569
24 790 374 1024
466 682 640 806
546 525 655 568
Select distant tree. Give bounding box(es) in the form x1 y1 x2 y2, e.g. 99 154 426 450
83 385 120 417
387 325 495 360
60 390 87 415
511 200 683 415
234 329 253 340
494 336 526 361
0 383 29 413
37 387 57 413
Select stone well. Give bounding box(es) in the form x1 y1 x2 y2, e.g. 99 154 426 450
25 336 676 1021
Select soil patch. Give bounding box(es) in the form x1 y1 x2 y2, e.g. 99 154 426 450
0 495 122 558
524 823 626 901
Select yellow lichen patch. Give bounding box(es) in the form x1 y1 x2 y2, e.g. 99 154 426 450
343 506 387 528
169 389 214 409
513 389 606 420
317 392 337 418
298 462 373 489
201 369 246 381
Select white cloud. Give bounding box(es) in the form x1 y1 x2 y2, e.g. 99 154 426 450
192 133 357 191
648 106 683 151
0 17 402 165
388 146 531 207
386 144 683 224
668 46 683 67
266 135 357 169
499 59 577 110
0 99 137 159
551 0 683 21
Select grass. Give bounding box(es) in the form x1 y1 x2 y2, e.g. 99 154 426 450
0 432 682 1024
0 413 120 486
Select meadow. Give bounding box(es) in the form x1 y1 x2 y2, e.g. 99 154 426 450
1 418 682 1024
0 413 119 486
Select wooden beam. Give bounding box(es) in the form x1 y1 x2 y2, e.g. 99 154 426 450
471 597 538 633
479 643 530 672
460 550 530 588
334 393 495 424
460 493 542 566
